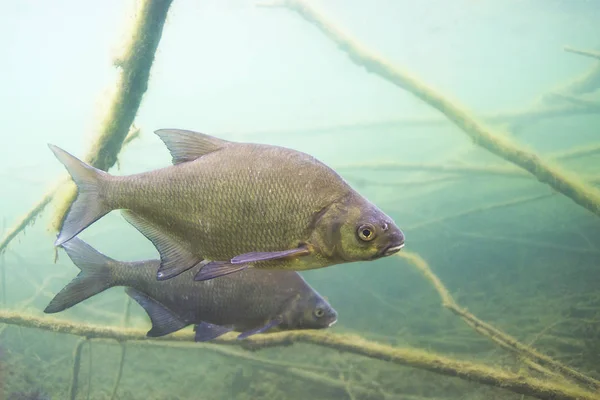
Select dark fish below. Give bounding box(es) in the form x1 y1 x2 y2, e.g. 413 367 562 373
45 238 338 341
49 129 405 282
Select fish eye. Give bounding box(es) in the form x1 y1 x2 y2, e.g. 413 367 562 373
357 224 376 242
314 307 325 318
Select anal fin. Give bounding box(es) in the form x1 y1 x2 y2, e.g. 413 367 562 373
120 210 202 280
194 322 233 342
194 261 249 281
125 287 188 337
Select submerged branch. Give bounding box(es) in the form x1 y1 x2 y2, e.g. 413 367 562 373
397 251 600 391
0 310 596 400
335 162 527 178
238 103 599 138
564 46 600 61
51 0 173 232
258 0 600 219
0 0 168 255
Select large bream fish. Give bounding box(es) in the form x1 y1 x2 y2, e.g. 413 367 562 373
49 129 405 281
45 238 338 341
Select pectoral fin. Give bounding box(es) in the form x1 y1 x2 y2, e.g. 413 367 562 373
121 210 203 281
230 246 310 265
193 261 249 281
125 288 188 337
237 318 282 340
193 322 233 342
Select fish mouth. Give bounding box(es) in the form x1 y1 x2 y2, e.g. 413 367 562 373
383 242 405 256
328 318 338 327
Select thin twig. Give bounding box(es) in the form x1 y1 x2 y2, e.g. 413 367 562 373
110 342 127 400
69 338 87 400
564 46 600 61
86 340 92 400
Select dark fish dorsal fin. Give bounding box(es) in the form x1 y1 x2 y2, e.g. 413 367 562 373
194 322 233 342
125 287 188 337
120 210 203 280
154 129 230 165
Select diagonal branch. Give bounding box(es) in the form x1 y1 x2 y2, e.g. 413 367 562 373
257 0 600 219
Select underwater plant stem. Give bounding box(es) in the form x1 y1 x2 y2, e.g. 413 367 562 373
397 251 600 391
240 103 598 138
110 342 127 400
0 311 597 400
69 338 86 400
564 46 600 61
86 341 92 400
336 162 528 179
260 0 600 219
1 219 5 305
406 193 554 231
51 0 173 232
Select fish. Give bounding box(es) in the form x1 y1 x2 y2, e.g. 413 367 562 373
44 237 338 341
48 129 405 281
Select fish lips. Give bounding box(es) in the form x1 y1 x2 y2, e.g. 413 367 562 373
327 316 338 328
381 241 405 257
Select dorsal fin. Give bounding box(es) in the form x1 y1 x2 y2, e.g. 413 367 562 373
154 129 230 165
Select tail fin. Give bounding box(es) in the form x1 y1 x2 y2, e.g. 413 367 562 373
48 144 111 246
44 237 117 313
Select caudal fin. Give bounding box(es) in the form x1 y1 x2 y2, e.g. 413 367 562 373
48 144 111 246
44 237 116 313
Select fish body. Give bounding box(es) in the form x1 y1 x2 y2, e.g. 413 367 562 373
49 129 405 281
45 238 338 341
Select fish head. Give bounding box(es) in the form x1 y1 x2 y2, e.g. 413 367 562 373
312 193 405 262
281 292 338 330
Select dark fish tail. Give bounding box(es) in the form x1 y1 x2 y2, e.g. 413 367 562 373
48 144 112 246
44 237 117 313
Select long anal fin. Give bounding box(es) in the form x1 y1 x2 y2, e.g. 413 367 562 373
237 318 282 340
193 261 249 282
125 287 188 337
120 210 202 280
154 129 230 165
193 322 233 342
230 246 310 265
